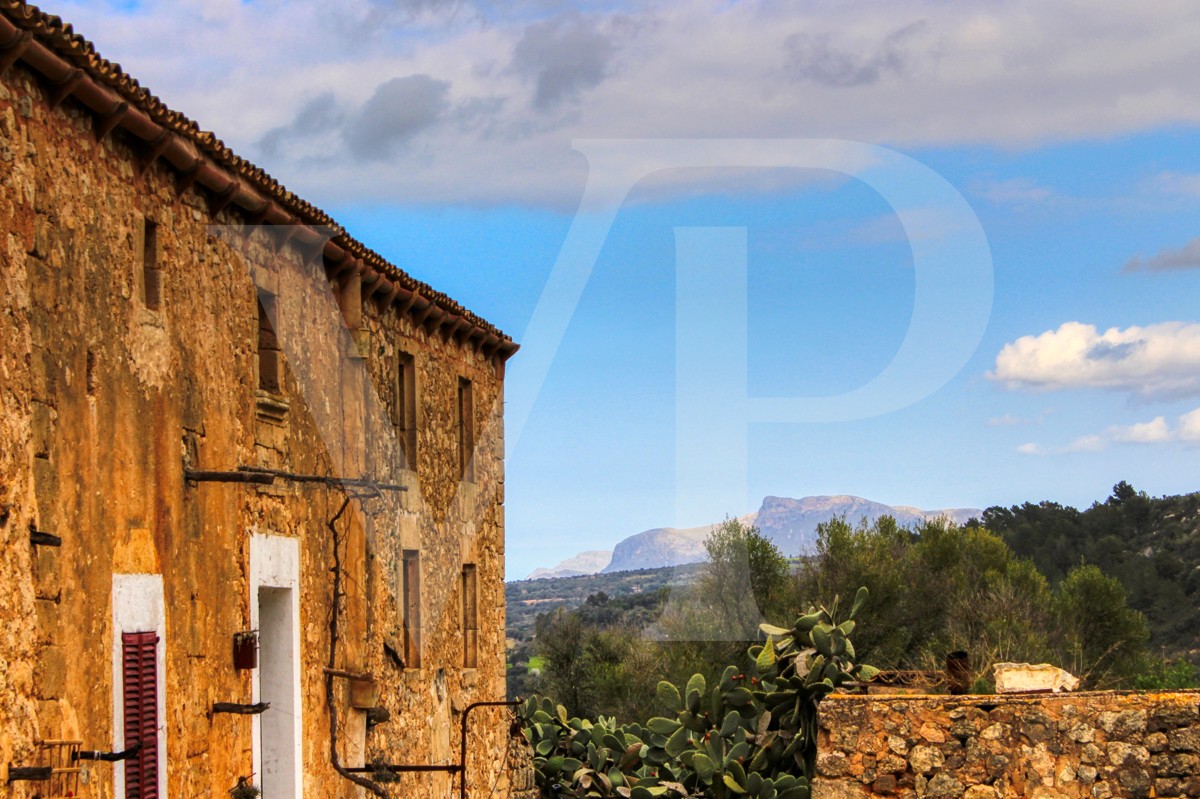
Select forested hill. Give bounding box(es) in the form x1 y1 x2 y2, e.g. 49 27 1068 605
981 482 1200 656
506 564 704 641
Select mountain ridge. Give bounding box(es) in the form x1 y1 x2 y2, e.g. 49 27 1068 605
527 495 981 579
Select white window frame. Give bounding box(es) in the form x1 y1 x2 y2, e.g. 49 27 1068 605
111 573 168 799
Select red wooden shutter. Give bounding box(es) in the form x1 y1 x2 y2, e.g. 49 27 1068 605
122 631 159 799
462 565 478 668
402 550 421 667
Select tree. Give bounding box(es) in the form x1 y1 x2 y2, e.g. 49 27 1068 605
799 515 916 667
1053 563 1149 686
796 515 1150 688
698 517 789 639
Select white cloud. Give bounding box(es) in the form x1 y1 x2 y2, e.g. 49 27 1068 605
987 409 1052 427
989 413 1025 427
974 177 1054 208
989 321 1200 399
49 0 1200 207
1154 171 1200 197
1123 237 1200 273
1062 434 1107 453
1180 408 1200 444
1017 409 1198 455
1109 416 1171 444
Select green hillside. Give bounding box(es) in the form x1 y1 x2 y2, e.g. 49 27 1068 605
981 482 1200 657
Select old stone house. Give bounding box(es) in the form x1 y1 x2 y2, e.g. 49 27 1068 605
0 2 520 797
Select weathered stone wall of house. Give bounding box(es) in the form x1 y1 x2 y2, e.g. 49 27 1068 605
0 53 510 799
0 62 41 788
814 691 1200 799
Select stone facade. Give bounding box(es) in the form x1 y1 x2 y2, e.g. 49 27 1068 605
814 691 1200 799
0 3 520 797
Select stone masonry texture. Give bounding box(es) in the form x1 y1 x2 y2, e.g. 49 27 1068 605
813 691 1200 799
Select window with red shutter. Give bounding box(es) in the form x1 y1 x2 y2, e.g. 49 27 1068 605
462 564 478 669
122 631 159 799
401 550 421 668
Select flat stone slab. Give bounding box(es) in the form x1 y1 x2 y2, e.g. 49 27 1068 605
993 662 1080 693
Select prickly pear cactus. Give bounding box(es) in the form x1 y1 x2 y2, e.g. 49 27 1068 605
747 587 879 789
520 588 877 799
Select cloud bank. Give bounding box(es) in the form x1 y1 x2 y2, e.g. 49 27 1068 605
1017 410 1200 455
1123 237 1200 273
52 0 1200 207
989 321 1200 399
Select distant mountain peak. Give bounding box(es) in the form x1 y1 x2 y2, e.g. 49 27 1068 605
526 550 612 580
527 495 982 578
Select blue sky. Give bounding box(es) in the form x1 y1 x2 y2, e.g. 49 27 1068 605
58 0 1200 578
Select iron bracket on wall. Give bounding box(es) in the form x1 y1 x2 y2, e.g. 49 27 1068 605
210 701 270 717
30 527 62 547
184 464 406 492
6 766 52 782
74 741 142 762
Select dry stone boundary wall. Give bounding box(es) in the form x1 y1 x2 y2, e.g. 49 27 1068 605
813 691 1200 799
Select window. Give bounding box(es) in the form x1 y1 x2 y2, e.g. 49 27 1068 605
141 218 161 310
257 296 281 395
401 550 421 668
394 350 417 469
456 377 474 482
121 631 159 799
462 564 478 669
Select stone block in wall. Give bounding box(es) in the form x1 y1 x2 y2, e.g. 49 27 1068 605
1148 704 1198 731
36 645 66 698
33 544 58 600
26 253 59 311
1098 708 1147 741
31 455 57 529
29 342 58 403
812 782 869 799
29 215 52 261
30 399 54 459
34 597 60 639
1167 725 1200 752
36 699 63 738
254 417 288 455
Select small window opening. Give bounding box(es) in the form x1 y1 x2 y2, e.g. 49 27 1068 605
257 296 281 395
456 377 474 482
401 550 421 668
86 349 97 396
142 219 161 311
394 350 417 470
462 564 478 669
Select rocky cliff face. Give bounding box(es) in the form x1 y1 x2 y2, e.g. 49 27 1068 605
602 524 714 573
755 495 981 555
527 550 613 579
590 497 982 575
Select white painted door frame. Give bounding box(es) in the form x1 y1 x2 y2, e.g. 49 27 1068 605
249 533 303 798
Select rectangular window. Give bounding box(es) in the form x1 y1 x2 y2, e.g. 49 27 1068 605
142 219 161 311
401 550 421 668
121 631 159 799
257 296 281 395
86 349 97 396
456 377 474 482
462 564 478 669
394 350 417 470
